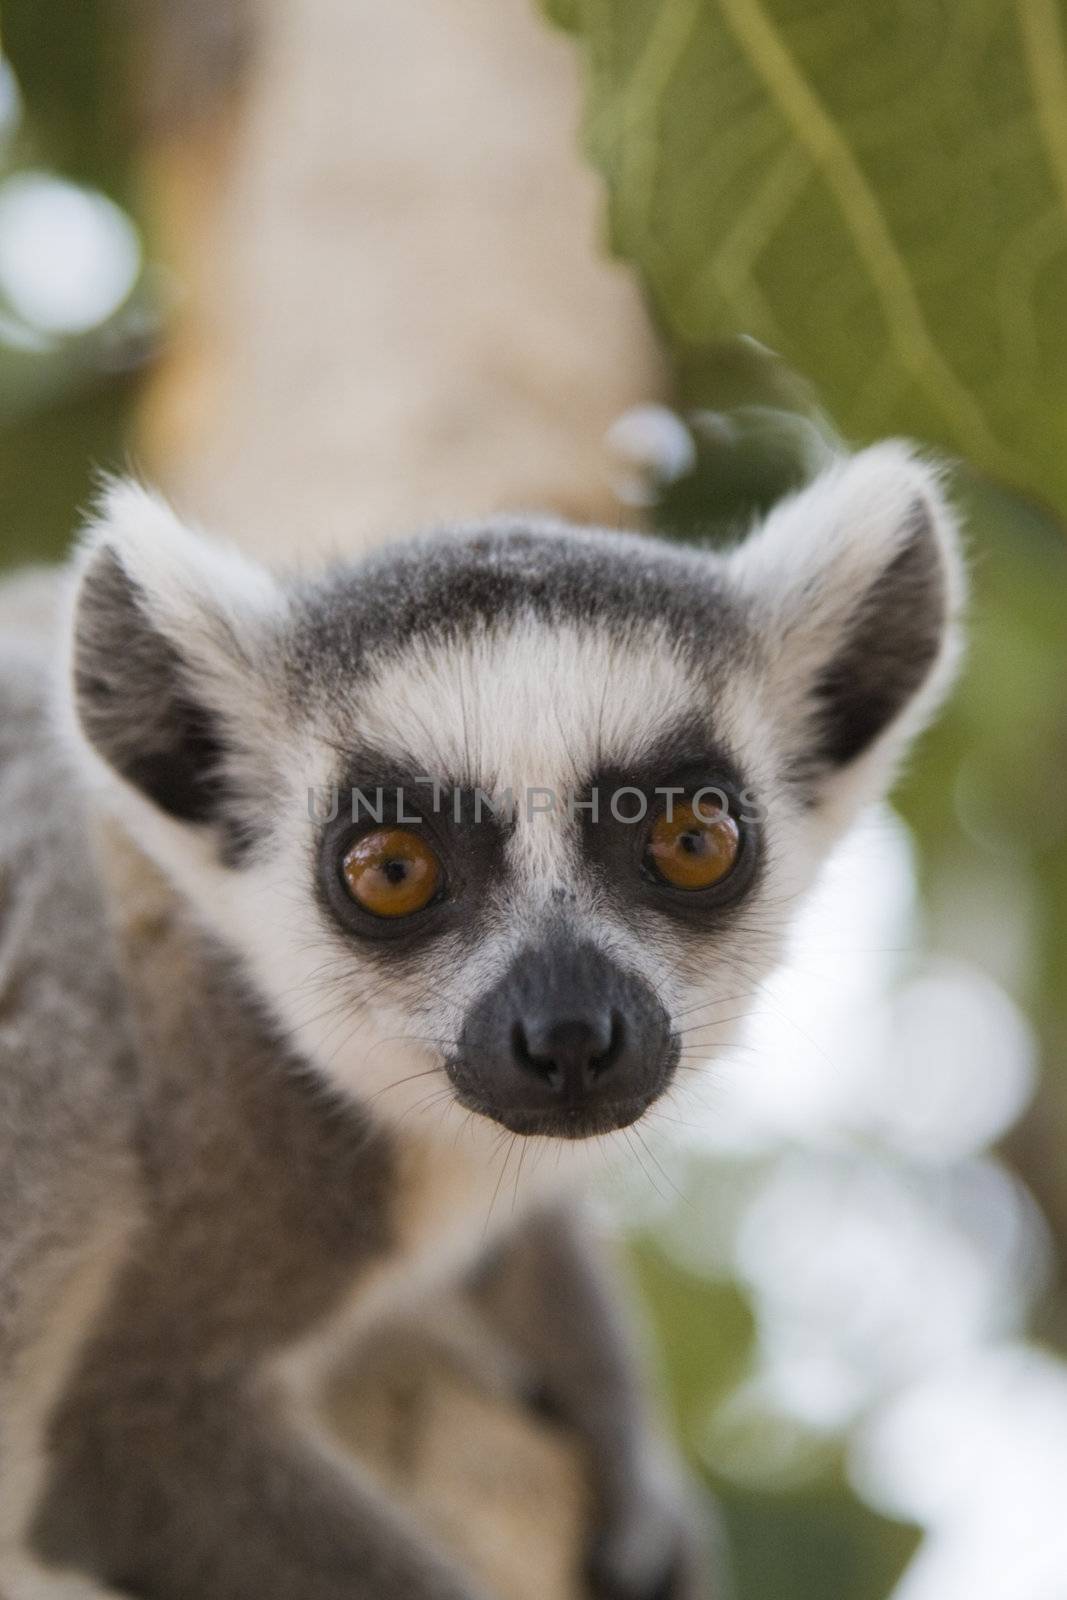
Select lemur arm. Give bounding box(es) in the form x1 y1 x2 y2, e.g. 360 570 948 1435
467 1202 721 1600
36 1377 492 1600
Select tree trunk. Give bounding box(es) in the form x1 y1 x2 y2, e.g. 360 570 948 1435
137 0 664 559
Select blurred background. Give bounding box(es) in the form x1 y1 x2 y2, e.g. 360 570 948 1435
2 3 1066 1598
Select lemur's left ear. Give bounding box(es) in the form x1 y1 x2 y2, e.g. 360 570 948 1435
70 479 287 843
727 442 965 804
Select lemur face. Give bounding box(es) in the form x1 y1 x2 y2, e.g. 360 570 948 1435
70 445 962 1147
302 615 763 1139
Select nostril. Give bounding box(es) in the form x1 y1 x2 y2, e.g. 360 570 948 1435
511 1020 564 1090
588 1010 625 1080
511 1012 622 1095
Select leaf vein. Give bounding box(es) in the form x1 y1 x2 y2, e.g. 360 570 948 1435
1017 0 1067 218
717 0 1018 473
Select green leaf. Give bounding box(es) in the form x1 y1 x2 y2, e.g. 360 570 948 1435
548 0 1067 516
541 0 580 29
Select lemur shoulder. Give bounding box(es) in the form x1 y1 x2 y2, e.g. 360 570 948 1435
0 445 963 1600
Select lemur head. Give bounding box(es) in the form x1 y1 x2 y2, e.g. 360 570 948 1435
69 445 962 1146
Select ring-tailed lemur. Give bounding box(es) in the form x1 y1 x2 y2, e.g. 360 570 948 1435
0 442 962 1600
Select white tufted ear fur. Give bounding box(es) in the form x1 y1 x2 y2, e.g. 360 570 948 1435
68 479 288 851
727 441 965 827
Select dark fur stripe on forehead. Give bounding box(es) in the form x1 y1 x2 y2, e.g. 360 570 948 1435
284 521 747 691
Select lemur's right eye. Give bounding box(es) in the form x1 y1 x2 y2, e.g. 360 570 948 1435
341 828 443 918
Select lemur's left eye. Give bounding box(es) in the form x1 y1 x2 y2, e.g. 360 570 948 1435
341 828 443 917
645 802 740 891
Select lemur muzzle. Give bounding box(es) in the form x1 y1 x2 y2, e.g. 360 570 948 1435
450 939 677 1138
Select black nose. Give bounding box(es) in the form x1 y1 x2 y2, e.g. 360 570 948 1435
451 941 677 1138
512 1011 624 1095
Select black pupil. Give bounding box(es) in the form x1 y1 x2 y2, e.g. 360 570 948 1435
680 830 706 856
383 858 408 884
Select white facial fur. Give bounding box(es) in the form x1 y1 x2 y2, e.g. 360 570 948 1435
66 445 964 1177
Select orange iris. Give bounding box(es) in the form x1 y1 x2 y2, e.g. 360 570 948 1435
341 828 443 917
646 802 740 891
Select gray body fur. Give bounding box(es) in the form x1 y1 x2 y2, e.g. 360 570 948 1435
0 591 700 1600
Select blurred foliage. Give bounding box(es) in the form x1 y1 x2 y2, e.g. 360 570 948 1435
632 1235 922 1596
724 1485 919 1600
898 473 1067 1344
546 0 1067 522
0 0 150 567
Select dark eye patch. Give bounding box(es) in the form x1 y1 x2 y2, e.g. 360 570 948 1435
314 747 508 961
575 738 763 937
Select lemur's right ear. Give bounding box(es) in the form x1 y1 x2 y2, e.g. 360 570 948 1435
70 480 287 832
